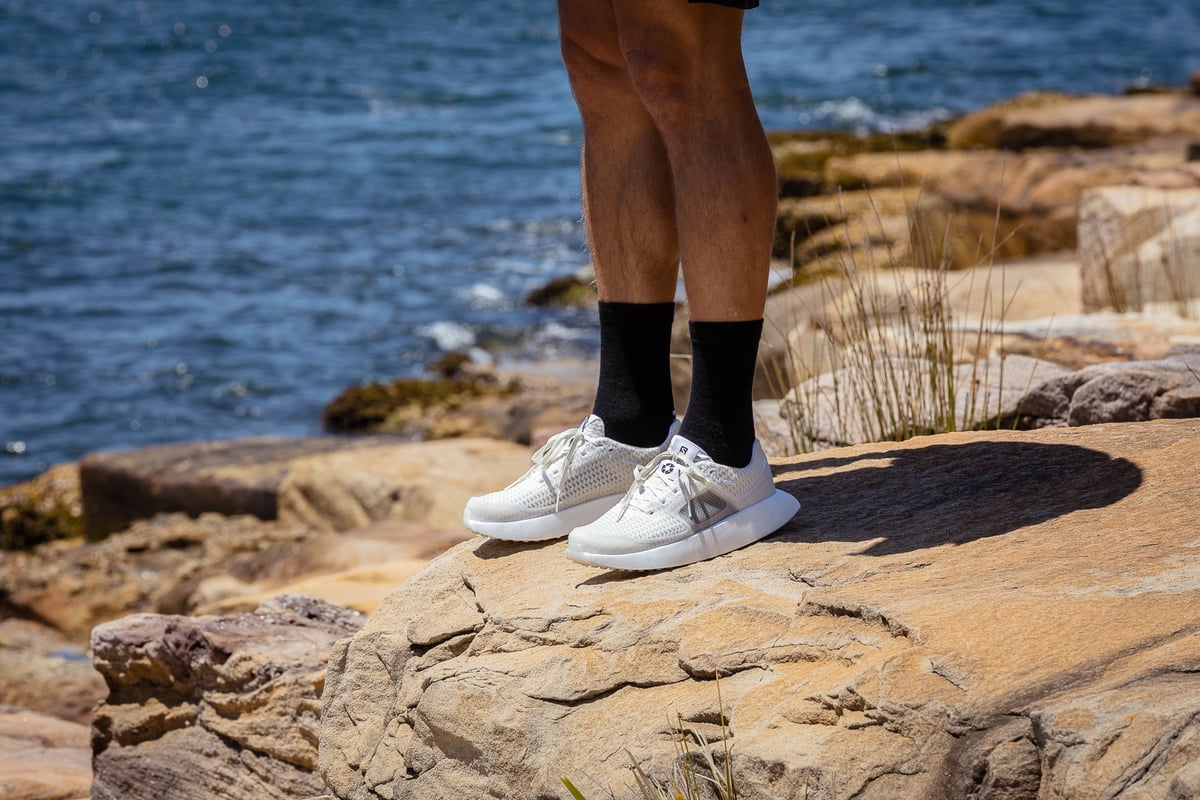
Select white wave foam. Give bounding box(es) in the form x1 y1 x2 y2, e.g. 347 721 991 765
459 282 507 308
417 321 476 351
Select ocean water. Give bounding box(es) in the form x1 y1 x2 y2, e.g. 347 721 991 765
2 0 1198 486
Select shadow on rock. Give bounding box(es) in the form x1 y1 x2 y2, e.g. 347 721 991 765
770 441 1142 555
472 537 559 560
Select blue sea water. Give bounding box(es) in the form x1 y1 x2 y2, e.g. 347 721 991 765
2 0 1198 486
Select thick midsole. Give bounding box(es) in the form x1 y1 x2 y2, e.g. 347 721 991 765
464 493 625 542
565 490 800 570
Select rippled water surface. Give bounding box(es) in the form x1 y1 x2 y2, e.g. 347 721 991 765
2 0 1198 484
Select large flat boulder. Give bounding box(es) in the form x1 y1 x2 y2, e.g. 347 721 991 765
277 438 530 533
90 595 364 800
946 91 1200 151
0 513 314 640
79 436 403 538
0 510 473 640
79 435 531 539
319 419 1200 800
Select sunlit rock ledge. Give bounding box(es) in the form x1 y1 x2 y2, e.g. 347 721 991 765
319 418 1200 800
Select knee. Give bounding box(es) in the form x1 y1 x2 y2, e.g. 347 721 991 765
624 47 691 128
621 42 702 133
559 25 629 110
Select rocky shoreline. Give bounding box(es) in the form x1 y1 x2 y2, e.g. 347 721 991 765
3 86 1200 799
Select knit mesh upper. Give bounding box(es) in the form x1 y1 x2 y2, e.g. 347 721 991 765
569 437 777 552
463 416 673 524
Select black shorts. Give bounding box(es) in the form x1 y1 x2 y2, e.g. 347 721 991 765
689 0 759 8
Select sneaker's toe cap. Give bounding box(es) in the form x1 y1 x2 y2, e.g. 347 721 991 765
568 512 679 556
463 492 530 526
566 520 629 556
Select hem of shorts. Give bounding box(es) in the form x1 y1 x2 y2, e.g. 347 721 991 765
688 0 759 8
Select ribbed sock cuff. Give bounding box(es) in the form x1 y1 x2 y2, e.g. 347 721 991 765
678 318 763 467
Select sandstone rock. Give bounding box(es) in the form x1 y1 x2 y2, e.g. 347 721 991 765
775 187 916 263
0 462 83 549
752 398 796 459
193 560 435 618
682 254 1081 416
782 354 1069 449
189 519 473 616
782 340 1200 449
945 91 1083 150
997 310 1200 368
0 707 91 800
79 430 533 549
769 128 946 198
91 594 364 800
823 149 979 192
804 255 1082 352
911 139 1200 270
79 435 409 538
277 438 531 533
1078 185 1200 314
319 419 1200 800
0 507 472 640
0 513 313 640
0 619 105 724
947 91 1200 150
1020 344 1200 427
790 211 912 278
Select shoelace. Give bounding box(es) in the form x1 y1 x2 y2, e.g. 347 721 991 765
617 450 711 521
530 426 590 511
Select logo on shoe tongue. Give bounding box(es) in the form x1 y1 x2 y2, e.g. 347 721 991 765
660 462 675 475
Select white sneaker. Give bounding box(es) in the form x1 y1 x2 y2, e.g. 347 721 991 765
565 435 799 570
462 415 678 542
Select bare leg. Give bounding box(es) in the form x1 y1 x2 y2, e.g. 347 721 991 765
610 1 777 321
552 1 799 568
558 0 680 303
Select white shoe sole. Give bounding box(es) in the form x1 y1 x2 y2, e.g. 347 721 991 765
565 489 800 570
463 493 625 542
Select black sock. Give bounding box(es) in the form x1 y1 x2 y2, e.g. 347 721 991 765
678 318 762 467
591 300 677 446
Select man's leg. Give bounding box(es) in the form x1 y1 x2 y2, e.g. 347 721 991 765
612 0 777 467
611 0 776 320
565 2 798 571
460 1 687 542
558 0 680 446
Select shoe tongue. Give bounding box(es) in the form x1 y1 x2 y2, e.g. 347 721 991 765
668 435 709 465
580 414 605 436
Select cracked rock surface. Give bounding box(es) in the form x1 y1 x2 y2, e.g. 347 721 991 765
90 594 365 800
319 419 1200 800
